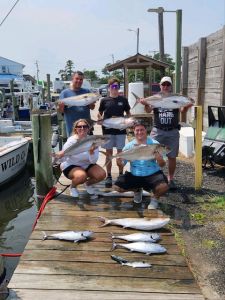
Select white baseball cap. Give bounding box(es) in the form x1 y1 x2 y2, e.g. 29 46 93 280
160 76 172 85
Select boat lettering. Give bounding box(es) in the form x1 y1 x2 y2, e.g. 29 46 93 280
1 154 21 171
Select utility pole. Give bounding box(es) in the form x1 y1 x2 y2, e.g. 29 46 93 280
35 60 40 82
175 9 182 93
111 54 115 64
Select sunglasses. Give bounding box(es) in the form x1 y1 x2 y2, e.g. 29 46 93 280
110 84 120 89
161 82 171 87
76 125 89 129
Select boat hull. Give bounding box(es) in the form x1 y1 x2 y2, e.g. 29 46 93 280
0 137 29 186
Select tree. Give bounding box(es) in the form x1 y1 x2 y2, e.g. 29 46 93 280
58 60 75 80
83 70 98 83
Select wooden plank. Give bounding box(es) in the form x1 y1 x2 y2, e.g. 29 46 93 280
24 240 180 254
8 289 205 300
9 274 201 294
20 250 187 266
14 260 193 280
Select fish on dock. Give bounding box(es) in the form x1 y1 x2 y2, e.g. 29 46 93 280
59 93 101 107
131 91 194 110
111 255 152 268
111 232 161 243
97 116 137 130
99 217 170 231
112 241 167 255
42 230 94 242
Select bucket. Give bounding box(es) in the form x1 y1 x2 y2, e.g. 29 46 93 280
128 82 145 114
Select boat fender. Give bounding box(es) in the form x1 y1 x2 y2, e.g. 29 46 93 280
51 130 59 148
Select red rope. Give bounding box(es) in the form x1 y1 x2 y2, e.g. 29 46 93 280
0 253 22 257
32 186 57 230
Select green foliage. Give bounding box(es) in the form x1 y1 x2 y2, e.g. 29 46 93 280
202 239 219 249
58 60 75 80
83 70 99 83
190 213 206 224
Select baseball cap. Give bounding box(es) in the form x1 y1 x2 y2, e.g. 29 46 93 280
160 76 172 85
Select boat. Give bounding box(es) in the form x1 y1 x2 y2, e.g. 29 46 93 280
0 136 29 186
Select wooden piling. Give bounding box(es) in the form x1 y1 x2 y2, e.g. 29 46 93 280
32 113 53 196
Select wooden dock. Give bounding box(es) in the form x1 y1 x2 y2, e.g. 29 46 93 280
8 182 204 300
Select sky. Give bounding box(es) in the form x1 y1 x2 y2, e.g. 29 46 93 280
0 0 224 81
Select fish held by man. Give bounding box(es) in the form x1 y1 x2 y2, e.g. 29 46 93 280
101 143 169 166
131 91 194 110
59 93 101 107
111 255 152 268
97 116 137 130
112 241 167 255
42 230 94 242
99 216 170 231
111 232 161 243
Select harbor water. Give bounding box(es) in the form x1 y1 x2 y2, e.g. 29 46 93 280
0 170 37 289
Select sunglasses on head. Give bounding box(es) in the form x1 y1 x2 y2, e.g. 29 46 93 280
76 125 89 129
161 82 171 87
110 83 120 89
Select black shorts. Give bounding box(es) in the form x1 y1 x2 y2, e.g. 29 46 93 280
63 164 96 179
114 170 168 192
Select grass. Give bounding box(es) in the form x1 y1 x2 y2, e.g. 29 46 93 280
190 212 206 224
201 239 219 249
202 195 225 211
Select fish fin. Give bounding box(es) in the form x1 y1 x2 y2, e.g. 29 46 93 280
98 216 109 227
131 92 140 109
110 232 115 240
42 231 47 241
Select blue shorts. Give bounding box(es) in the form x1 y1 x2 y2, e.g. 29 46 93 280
102 134 126 150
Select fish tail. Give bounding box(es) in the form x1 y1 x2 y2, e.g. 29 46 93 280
131 92 140 109
111 241 117 251
98 216 110 227
110 232 115 240
42 231 47 241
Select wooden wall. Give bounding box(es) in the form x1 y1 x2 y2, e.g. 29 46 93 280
182 26 225 130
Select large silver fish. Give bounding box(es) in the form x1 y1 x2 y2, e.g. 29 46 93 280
99 217 170 231
99 117 137 130
132 91 194 110
101 143 168 164
111 255 151 268
112 241 167 255
59 93 100 107
42 230 94 242
63 135 110 156
111 232 161 242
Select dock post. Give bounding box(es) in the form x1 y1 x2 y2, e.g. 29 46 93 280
32 113 54 197
10 80 19 121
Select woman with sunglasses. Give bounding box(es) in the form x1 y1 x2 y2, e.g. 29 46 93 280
98 77 131 188
56 119 106 197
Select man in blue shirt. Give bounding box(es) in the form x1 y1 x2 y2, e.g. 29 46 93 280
114 121 168 209
58 71 95 137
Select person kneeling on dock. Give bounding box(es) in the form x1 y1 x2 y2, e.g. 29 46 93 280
114 121 168 209
55 119 106 198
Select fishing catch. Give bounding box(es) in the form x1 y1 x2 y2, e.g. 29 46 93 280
99 216 170 231
101 143 168 164
111 232 161 243
59 93 100 107
112 241 167 255
42 230 94 242
132 92 194 110
111 255 151 268
98 117 137 130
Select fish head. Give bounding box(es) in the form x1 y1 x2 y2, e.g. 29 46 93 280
82 231 94 238
155 143 170 155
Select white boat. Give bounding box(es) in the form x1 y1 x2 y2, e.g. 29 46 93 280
0 136 29 186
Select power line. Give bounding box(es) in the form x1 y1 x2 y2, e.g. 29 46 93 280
0 0 20 28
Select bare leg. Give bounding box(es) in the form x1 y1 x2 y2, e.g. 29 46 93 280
167 157 176 181
68 167 87 187
86 165 106 186
105 149 113 175
116 149 124 174
153 182 168 200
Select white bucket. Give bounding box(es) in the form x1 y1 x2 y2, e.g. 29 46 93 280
128 82 145 114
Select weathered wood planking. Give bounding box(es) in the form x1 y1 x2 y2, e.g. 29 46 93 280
8 194 204 299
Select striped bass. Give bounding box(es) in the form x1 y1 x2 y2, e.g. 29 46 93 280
132 92 194 110
99 117 137 130
42 230 94 242
111 232 161 242
111 255 151 268
99 216 170 231
112 241 167 255
101 143 168 164
59 93 100 107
